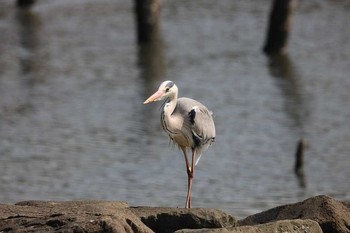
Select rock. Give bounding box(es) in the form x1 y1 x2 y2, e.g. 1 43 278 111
0 201 236 233
238 195 350 233
175 228 231 233
0 200 153 233
0 196 349 233
130 207 236 233
174 219 322 233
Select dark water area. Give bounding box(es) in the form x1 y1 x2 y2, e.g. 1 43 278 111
0 0 350 219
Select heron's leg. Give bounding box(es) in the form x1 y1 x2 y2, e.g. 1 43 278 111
188 149 196 208
181 147 192 208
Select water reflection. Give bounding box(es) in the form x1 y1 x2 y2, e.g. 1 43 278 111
16 8 40 82
137 27 165 90
268 54 307 132
136 21 167 157
267 54 308 188
14 8 41 115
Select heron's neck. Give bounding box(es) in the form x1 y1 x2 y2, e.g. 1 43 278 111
163 93 177 117
162 92 183 133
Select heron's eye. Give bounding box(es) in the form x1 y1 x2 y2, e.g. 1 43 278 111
165 87 170 92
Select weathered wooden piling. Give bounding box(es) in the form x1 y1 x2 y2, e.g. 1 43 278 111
17 0 36 8
263 0 297 55
295 139 306 188
294 139 305 176
134 0 162 44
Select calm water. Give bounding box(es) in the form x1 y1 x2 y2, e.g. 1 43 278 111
1 0 350 219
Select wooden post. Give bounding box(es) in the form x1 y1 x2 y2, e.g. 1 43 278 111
134 0 161 44
294 139 305 176
263 0 297 55
17 0 36 8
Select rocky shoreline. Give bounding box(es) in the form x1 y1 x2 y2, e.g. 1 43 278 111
0 195 349 233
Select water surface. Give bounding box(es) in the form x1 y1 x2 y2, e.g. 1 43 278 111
0 0 350 219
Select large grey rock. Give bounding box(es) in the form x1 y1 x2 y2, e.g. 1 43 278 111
0 201 236 233
174 219 322 233
0 196 349 233
0 200 153 233
238 195 350 233
130 207 236 233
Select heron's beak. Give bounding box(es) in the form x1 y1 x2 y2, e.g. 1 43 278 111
143 90 165 104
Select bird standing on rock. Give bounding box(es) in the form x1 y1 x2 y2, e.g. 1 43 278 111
143 80 215 208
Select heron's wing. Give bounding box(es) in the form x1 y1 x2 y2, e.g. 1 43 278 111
190 105 216 165
176 98 215 165
189 106 215 143
177 98 216 142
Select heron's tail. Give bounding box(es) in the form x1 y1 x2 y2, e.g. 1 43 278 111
194 139 214 166
194 153 202 166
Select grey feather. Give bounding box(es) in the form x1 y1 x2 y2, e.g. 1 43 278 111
162 97 215 166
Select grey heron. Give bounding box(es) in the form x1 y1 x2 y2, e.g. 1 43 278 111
143 80 215 208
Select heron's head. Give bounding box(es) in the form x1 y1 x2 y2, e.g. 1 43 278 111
143 81 178 104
